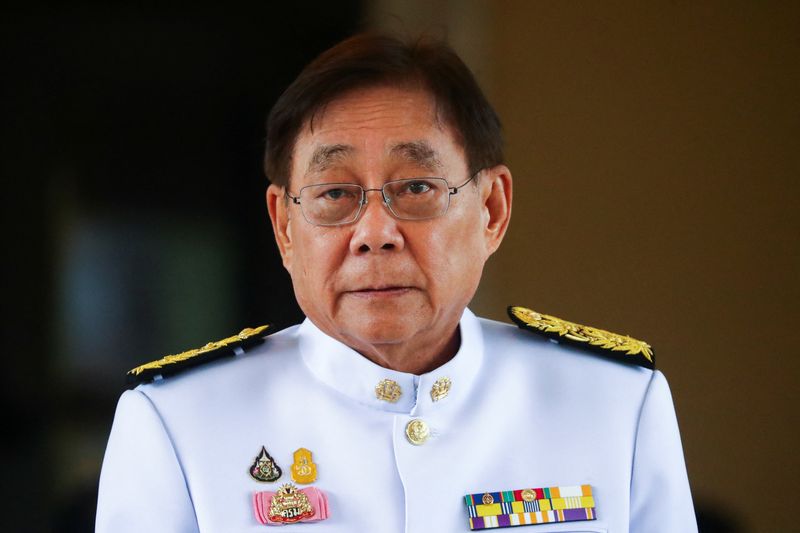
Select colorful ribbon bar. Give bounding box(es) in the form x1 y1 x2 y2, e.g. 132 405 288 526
464 485 595 530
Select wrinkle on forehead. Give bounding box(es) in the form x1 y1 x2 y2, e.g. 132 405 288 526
294 86 465 182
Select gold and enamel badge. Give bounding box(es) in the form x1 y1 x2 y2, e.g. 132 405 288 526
268 484 314 523
291 448 318 484
254 485 330 525
249 446 282 482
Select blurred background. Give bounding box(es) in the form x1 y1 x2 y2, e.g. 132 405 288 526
3 1 797 532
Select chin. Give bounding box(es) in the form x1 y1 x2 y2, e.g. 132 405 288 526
340 313 418 346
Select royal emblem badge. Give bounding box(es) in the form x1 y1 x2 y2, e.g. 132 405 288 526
249 446 282 482
268 484 315 524
291 448 318 484
253 485 330 525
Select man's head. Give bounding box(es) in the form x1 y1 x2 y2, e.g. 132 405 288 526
264 33 504 188
265 34 512 373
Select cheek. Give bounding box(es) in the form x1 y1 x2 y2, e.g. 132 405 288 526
290 229 347 289
415 220 486 292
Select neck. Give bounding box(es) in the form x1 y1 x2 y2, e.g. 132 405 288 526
345 324 461 375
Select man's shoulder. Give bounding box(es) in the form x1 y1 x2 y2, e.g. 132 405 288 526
126 322 302 391
504 305 655 369
476 305 657 374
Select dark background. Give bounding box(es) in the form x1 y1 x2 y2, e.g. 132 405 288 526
3 4 360 531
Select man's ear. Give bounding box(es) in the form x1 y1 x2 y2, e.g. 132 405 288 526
266 184 293 269
480 164 513 256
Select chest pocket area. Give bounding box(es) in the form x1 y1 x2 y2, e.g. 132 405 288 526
531 526 608 533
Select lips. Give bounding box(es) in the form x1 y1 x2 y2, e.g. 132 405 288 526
344 285 415 297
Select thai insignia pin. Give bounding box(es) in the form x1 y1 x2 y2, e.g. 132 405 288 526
268 484 315 524
249 446 282 482
291 448 318 484
253 485 330 525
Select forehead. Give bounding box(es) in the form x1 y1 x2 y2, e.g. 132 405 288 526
291 86 466 179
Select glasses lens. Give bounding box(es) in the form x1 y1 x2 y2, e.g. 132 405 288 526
383 178 450 220
299 183 363 225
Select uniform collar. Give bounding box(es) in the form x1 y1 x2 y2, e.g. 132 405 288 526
298 308 484 414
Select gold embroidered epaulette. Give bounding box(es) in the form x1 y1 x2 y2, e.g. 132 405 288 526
508 306 655 369
127 325 273 384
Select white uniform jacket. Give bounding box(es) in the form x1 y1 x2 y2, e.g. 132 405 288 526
97 309 697 532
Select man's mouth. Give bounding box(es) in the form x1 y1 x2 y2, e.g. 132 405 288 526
346 285 414 297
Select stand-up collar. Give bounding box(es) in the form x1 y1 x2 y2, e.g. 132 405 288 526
298 308 484 414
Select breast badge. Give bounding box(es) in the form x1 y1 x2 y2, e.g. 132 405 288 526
268 484 313 523
253 484 330 525
249 446 282 482
290 448 318 484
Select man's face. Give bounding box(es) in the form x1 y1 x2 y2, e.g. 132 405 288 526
267 85 511 363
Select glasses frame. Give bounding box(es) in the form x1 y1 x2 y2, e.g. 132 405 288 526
284 170 482 227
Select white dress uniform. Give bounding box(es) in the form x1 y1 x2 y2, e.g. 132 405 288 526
96 308 697 532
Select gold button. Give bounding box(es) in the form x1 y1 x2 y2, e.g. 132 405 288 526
430 377 451 401
405 419 430 445
375 379 402 402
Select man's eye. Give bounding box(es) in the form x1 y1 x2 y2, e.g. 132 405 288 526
405 181 432 194
321 188 352 200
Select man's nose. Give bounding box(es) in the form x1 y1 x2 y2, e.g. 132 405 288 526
349 190 405 254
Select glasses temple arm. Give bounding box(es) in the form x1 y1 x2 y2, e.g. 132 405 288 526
450 168 483 194
284 190 302 205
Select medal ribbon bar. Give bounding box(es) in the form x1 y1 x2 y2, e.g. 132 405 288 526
464 485 596 530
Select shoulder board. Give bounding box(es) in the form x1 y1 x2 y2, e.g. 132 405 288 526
508 306 655 369
127 325 273 385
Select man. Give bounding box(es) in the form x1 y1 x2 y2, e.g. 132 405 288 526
97 34 697 532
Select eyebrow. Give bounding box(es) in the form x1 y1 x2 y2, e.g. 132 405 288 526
304 140 444 176
389 140 443 173
306 144 354 174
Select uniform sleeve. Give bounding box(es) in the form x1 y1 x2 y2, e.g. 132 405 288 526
96 389 199 533
629 370 697 532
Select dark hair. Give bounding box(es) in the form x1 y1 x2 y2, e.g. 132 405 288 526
264 33 504 186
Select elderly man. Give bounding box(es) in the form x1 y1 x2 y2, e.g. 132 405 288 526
97 34 697 532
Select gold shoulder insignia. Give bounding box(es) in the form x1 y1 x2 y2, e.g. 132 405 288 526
127 325 273 385
508 306 655 369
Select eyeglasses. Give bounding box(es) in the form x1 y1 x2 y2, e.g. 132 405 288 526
285 171 480 226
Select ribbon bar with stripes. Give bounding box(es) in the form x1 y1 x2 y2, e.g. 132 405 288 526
464 484 596 530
